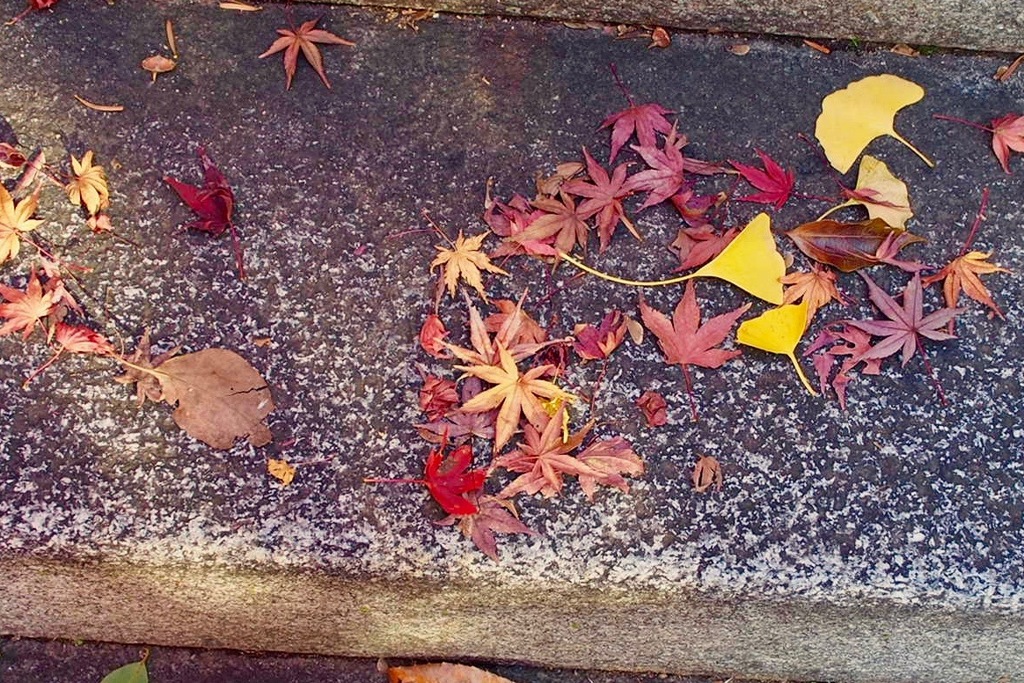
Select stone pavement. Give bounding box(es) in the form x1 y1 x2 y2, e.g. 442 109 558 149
0 2 1022 682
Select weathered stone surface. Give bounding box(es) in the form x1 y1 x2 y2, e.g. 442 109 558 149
0 2 1022 682
309 0 1024 53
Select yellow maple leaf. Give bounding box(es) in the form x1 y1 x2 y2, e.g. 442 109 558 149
268 458 296 485
819 155 914 229
559 212 786 304
736 300 817 395
66 151 110 215
815 74 933 174
430 230 509 301
457 343 576 453
0 184 43 265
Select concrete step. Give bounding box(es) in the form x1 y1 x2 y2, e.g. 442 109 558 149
0 2 1022 683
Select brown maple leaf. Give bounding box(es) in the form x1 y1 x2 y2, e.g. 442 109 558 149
457 344 576 453
259 17 355 90
0 270 54 340
114 329 180 406
576 435 643 500
445 294 563 366
510 192 590 254
436 493 538 562
0 184 43 265
669 224 737 271
639 282 750 422
923 251 1009 323
431 230 509 302
781 263 846 320
494 407 596 498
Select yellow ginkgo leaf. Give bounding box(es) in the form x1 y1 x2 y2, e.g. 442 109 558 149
736 299 817 395
815 74 933 174
558 213 785 304
818 155 913 229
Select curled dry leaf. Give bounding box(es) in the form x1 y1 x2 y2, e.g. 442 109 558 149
0 142 26 168
649 27 670 49
141 55 176 81
73 95 124 112
692 454 722 492
727 44 750 56
268 458 296 485
636 390 667 427
219 1 262 10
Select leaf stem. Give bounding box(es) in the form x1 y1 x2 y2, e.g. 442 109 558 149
787 353 819 396
681 363 699 422
559 251 691 287
960 187 990 255
932 114 993 133
890 132 934 168
915 338 948 407
609 63 635 107
362 476 425 485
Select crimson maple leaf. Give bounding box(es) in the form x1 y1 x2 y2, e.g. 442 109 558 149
164 147 246 278
416 376 497 445
636 390 667 427
436 493 538 562
991 113 1024 173
364 442 487 515
639 282 750 422
259 17 355 90
669 224 737 271
624 129 691 210
7 0 59 24
418 370 458 421
600 101 673 162
729 149 795 210
846 273 961 405
561 147 639 253
0 270 53 340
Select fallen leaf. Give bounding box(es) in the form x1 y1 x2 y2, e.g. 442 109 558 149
815 74 933 173
101 651 149 683
219 0 262 10
636 390 667 426
534 161 583 196
131 348 275 449
369 443 487 515
432 231 509 302
737 300 817 395
164 146 246 278
444 294 558 367
511 191 590 254
483 298 548 347
692 454 722 492
165 18 179 59
576 435 643 500
6 0 60 25
729 149 795 210
781 263 845 320
991 114 1024 173
573 310 627 361
803 39 831 54
436 493 538 561
141 55 176 81
995 54 1023 81
727 44 750 55
416 376 497 445
648 27 670 49
53 322 114 355
0 184 43 264
561 147 639 252
819 155 913 229
624 314 644 344
626 127 707 211
0 270 54 339
640 281 750 421
419 313 450 358
114 329 180 406
847 272 960 367
268 458 296 485
559 212 785 305
388 662 516 683
600 101 673 163
0 142 25 168
419 372 458 421
786 218 924 272
495 407 596 498
890 43 919 57
259 17 355 89
66 151 110 216
458 344 575 453
669 224 738 271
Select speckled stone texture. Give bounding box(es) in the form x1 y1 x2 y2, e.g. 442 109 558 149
307 0 1024 52
0 3 1022 682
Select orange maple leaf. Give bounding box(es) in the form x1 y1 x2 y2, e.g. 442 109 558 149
430 231 509 302
66 151 110 216
922 250 1009 321
0 270 54 339
258 17 355 89
781 263 846 320
457 344 575 453
0 184 43 265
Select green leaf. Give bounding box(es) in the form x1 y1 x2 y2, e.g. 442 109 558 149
100 660 148 683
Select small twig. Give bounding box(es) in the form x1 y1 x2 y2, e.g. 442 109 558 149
959 187 990 255
916 337 948 407
608 63 635 106
681 364 699 422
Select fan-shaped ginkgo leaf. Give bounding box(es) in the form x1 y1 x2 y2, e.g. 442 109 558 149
558 212 785 305
737 300 817 395
815 74 933 174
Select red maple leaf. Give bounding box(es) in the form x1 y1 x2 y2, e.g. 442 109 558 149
494 407 597 499
573 310 627 361
436 493 538 562
418 314 450 359
509 192 590 254
0 270 54 340
639 282 750 422
7 0 58 24
258 17 355 90
365 442 487 515
164 147 246 278
561 147 639 253
729 149 795 210
624 128 690 210
22 322 115 387
846 273 961 405
991 114 1024 173
418 370 458 421
669 224 738 271
600 102 673 162
576 436 644 500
